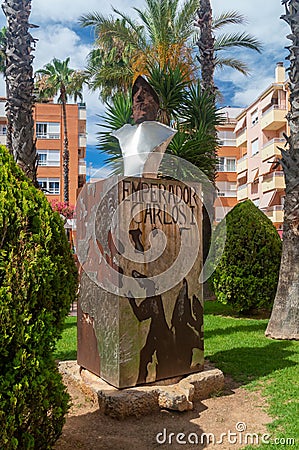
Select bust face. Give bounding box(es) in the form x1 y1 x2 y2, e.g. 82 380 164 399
132 78 159 124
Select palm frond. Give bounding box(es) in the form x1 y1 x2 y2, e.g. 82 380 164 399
97 93 133 173
215 56 249 76
215 32 262 52
174 0 199 41
212 11 246 30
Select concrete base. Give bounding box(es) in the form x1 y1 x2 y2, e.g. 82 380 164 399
58 361 224 419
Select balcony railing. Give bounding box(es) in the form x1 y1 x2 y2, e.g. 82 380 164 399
218 190 237 197
237 183 248 201
36 133 60 140
236 129 247 147
79 133 87 147
261 138 285 161
237 154 248 173
261 106 287 130
262 171 285 192
265 205 284 223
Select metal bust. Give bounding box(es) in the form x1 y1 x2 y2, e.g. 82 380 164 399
112 76 176 177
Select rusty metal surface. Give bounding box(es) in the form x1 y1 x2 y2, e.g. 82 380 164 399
77 299 101 377
77 176 203 388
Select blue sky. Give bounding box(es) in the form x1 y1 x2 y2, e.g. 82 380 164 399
0 0 290 172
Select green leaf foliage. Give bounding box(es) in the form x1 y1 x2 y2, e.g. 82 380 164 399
0 146 78 449
211 200 282 313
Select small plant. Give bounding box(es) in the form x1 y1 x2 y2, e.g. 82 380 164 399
211 200 282 313
50 198 75 219
0 146 78 449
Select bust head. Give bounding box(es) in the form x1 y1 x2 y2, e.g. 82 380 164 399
132 76 160 124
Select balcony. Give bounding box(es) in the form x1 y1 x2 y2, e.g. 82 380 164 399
261 106 287 130
261 138 285 161
236 129 247 147
262 171 285 192
79 133 87 148
237 183 248 201
78 160 86 175
36 133 60 140
78 103 86 121
218 190 237 198
265 205 284 224
237 155 248 174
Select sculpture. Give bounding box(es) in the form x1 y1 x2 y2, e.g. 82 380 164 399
111 75 176 177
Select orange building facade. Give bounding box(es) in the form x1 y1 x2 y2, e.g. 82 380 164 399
215 107 243 222
0 99 86 207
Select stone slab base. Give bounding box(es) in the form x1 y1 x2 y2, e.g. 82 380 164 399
58 361 224 420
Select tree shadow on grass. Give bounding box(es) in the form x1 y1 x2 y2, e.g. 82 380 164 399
55 350 77 361
206 340 297 385
63 320 77 330
204 322 267 339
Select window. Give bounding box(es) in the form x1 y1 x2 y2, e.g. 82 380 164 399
226 158 236 172
218 130 236 146
49 181 60 194
38 153 47 166
0 124 7 135
37 150 60 166
36 122 60 139
218 157 225 172
38 178 60 195
251 109 258 126
251 138 259 156
217 157 236 172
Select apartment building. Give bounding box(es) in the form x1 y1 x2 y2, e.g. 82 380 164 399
0 99 87 206
215 106 243 222
235 63 288 231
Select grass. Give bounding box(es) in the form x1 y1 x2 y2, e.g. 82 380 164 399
55 303 299 448
54 316 77 361
204 301 299 449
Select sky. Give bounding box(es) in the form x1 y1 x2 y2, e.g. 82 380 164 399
0 0 290 172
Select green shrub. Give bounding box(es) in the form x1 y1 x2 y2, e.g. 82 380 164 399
211 200 282 313
0 146 78 449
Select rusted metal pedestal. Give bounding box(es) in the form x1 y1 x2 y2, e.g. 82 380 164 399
76 176 203 389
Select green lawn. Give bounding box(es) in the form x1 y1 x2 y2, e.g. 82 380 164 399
55 303 299 448
204 301 299 449
54 316 77 361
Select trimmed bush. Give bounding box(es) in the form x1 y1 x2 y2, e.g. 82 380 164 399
0 146 78 449
211 200 282 313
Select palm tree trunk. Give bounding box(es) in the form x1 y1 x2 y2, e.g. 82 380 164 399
61 88 69 203
265 0 299 340
2 0 37 183
195 0 217 300
195 0 216 96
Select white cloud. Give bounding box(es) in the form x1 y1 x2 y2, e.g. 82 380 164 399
30 0 145 24
33 25 90 70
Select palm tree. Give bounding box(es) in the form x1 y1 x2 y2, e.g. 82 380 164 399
265 0 299 340
0 27 7 75
195 3 262 95
2 0 37 182
80 1 262 101
79 0 199 101
35 58 87 203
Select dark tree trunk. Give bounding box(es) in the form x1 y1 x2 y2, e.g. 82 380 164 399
2 0 37 183
195 0 216 96
265 0 299 340
61 88 69 204
195 1 217 299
